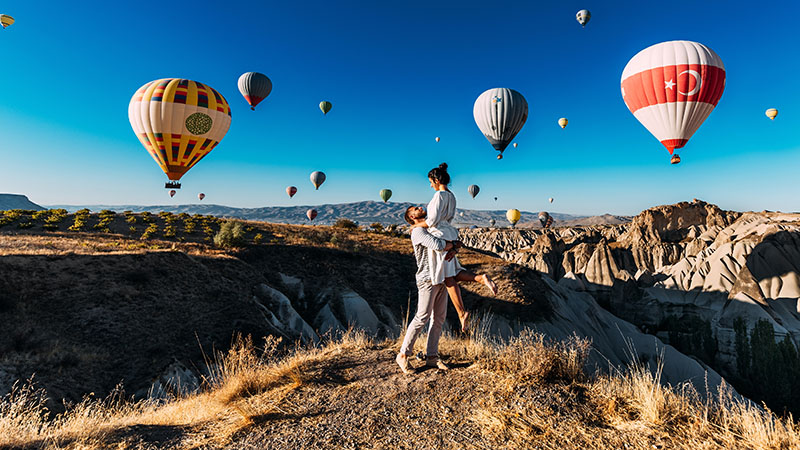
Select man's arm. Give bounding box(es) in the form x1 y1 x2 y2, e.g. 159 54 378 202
411 227 452 251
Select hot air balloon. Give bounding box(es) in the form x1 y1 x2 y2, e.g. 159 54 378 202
489 218 496 227
506 209 521 227
310 171 326 190
494 197 498 201
558 118 568 129
459 211 465 217
474 88 528 159
549 197 554 203
513 142 518 148
621 41 725 164
198 193 205 201
306 209 317 221
319 101 332 115
129 79 232 189
576 10 591 27
435 137 440 143
538 211 553 228
286 186 297 198
237 72 272 110
169 190 176 198
1 15 14 29
379 189 392 203
766 108 778 120
468 184 480 199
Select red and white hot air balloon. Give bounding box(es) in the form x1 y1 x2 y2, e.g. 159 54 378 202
286 186 297 198
621 40 725 164
198 193 205 201
169 190 176 198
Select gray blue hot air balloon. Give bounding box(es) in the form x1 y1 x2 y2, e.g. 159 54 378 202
473 88 528 160
238 72 273 110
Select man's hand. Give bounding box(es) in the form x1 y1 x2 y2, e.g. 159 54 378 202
445 248 457 261
444 242 454 251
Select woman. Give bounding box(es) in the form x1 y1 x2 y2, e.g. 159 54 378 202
410 163 497 331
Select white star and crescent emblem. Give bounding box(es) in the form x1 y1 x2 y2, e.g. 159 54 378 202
664 79 676 90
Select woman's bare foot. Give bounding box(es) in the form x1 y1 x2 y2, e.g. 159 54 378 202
480 275 498 296
459 311 470 333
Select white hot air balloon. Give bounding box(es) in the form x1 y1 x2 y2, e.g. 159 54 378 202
548 197 554 203
237 72 273 110
473 88 528 159
621 41 726 164
435 136 440 142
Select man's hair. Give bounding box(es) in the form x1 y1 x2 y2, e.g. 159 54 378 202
404 206 416 225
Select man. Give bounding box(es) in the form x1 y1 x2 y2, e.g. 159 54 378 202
396 205 457 373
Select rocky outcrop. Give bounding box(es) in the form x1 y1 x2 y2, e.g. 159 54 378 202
0 194 44 211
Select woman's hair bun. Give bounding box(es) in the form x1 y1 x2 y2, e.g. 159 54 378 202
439 163 448 171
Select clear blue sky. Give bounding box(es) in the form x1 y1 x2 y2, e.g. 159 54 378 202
0 1 796 215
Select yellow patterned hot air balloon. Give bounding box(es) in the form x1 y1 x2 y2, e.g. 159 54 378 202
0 15 14 29
558 118 568 128
128 79 232 189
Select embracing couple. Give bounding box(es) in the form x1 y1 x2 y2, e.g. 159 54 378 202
396 163 497 374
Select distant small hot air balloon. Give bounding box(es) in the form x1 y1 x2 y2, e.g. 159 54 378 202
379 189 392 203
558 118 568 129
169 190 176 198
435 137 440 143
538 211 553 228
494 197 498 201
766 108 778 120
548 197 554 203
489 218 496 227
238 72 272 110
468 184 480 199
306 209 317 221
459 211 465 217
507 209 521 227
319 101 332 115
576 9 591 27
198 193 205 201
286 186 297 198
513 142 518 148
310 171 326 190
0 15 14 29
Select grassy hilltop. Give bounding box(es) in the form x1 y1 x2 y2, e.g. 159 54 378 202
0 209 797 449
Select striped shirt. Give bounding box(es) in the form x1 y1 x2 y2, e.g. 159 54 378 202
411 227 447 286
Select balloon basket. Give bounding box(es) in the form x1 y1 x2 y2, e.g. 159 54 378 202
165 181 182 189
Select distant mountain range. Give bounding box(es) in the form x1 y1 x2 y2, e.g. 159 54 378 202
0 194 44 211
44 200 631 227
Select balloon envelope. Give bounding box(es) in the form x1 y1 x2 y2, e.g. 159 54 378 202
621 41 725 160
310 171 326 190
0 15 14 28
435 137 440 142
238 72 272 110
379 189 392 202
538 211 553 228
506 209 521 225
489 218 496 226
286 186 297 198
198 193 205 201
576 10 590 26
474 88 528 155
319 101 332 115
549 197 554 203
129 79 232 183
558 118 568 128
766 108 778 120
306 209 317 221
468 184 480 199
169 190 176 198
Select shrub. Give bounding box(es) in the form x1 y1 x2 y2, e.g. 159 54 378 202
369 222 384 232
214 220 246 248
141 223 158 240
253 233 263 244
163 225 177 238
333 219 358 230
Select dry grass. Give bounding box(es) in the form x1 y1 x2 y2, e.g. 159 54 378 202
2 326 797 450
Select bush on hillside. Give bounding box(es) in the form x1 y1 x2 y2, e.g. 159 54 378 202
214 220 246 248
333 219 358 230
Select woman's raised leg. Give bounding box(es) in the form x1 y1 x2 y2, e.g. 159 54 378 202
444 276 469 332
455 270 498 295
